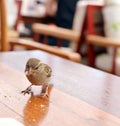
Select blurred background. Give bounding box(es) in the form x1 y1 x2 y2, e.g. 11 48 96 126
4 0 120 75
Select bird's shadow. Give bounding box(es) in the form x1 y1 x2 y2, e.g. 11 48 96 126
23 84 53 126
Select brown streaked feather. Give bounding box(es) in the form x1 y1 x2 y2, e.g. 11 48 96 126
43 64 52 77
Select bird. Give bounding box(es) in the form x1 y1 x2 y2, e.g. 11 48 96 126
21 58 52 97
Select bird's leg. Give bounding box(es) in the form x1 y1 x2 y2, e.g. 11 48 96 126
21 84 33 95
39 85 49 98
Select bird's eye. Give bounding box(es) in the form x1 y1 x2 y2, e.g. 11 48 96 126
34 66 39 70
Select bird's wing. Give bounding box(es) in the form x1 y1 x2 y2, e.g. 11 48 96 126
43 64 52 77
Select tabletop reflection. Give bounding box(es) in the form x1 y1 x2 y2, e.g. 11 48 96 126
23 85 53 126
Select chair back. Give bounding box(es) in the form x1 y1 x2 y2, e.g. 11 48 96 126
0 0 8 51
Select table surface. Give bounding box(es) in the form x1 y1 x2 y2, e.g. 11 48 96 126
0 50 120 126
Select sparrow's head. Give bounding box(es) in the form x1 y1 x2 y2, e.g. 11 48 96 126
25 58 41 76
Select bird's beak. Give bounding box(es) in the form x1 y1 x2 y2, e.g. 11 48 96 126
25 68 32 76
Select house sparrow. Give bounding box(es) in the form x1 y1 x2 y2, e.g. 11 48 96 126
21 58 52 97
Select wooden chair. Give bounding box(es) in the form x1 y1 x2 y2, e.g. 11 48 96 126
0 0 19 51
10 0 104 63
86 35 120 75
10 38 81 62
31 1 104 55
0 0 81 62
32 23 80 47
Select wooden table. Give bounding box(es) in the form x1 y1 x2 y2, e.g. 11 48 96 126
0 50 120 126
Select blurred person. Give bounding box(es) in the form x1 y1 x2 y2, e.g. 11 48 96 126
45 0 79 47
45 0 57 16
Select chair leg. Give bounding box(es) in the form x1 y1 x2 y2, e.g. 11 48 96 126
87 44 95 67
111 48 117 74
33 33 40 42
43 36 48 44
57 39 62 47
14 0 22 30
76 35 85 54
9 44 14 51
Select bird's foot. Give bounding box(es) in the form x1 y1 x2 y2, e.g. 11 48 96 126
21 85 33 95
21 89 32 95
39 92 49 98
38 85 49 98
